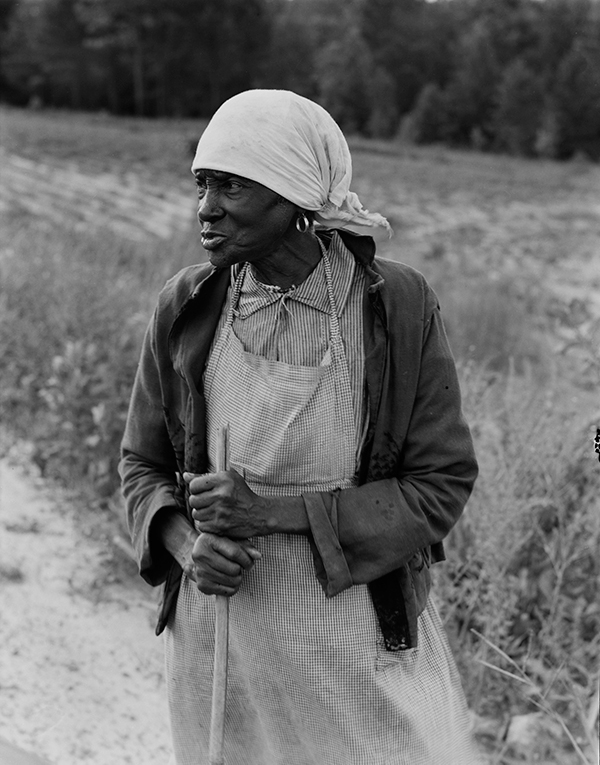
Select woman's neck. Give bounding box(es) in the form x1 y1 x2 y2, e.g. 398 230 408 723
251 233 323 290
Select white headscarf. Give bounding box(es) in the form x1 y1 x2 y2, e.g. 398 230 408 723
191 89 392 239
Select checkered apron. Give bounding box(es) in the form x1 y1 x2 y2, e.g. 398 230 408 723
165 251 480 765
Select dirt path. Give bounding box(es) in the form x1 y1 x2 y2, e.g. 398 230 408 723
0 445 172 764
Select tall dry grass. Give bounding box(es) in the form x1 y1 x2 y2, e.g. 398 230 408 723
438 363 599 763
0 214 201 490
1 109 598 764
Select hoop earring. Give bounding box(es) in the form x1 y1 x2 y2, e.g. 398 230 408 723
296 212 310 233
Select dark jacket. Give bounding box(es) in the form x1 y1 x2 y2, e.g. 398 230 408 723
119 230 478 650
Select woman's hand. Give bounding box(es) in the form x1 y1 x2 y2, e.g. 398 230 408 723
184 470 275 538
191 532 261 596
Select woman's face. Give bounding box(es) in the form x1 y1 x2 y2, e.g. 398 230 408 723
195 169 297 270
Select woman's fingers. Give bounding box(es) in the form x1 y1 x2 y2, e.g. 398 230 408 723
184 471 223 495
185 472 234 513
191 533 261 596
201 533 260 568
239 540 263 561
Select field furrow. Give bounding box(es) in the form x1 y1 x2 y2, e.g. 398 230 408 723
1 151 196 240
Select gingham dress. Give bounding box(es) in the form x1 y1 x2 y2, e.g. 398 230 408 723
164 236 480 765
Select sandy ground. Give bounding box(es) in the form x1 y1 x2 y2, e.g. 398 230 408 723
0 445 172 764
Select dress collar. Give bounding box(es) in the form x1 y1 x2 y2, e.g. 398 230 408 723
234 232 356 319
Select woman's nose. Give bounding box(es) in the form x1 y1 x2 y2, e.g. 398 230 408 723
197 188 224 223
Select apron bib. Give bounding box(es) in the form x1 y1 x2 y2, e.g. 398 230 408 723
203 247 357 494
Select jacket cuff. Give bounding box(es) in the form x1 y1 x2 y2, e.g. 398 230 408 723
135 488 180 586
303 492 353 597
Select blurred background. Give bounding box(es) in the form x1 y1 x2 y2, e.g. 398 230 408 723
0 0 599 158
0 1 599 764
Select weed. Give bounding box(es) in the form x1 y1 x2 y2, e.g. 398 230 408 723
435 364 600 762
0 215 201 493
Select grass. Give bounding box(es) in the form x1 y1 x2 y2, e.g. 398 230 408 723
0 106 208 183
1 106 599 764
438 363 599 763
0 214 200 490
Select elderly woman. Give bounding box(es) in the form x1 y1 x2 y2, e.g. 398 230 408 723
120 90 479 765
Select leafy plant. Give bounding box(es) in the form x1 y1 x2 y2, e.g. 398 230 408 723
0 215 200 495
435 364 600 762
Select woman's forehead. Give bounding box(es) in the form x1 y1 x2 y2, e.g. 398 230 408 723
194 169 250 182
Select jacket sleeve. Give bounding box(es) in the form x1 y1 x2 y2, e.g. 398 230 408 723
119 310 183 587
304 303 478 597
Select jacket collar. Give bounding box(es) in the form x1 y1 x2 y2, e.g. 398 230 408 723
168 228 384 357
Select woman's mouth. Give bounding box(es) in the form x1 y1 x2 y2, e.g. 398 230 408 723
200 231 227 250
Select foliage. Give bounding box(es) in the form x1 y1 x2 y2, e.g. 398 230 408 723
315 23 374 136
258 0 319 100
0 216 199 493
366 66 400 139
1 0 599 160
494 59 544 157
0 0 270 114
552 42 600 161
436 365 600 762
360 0 428 117
417 23 503 149
408 82 448 146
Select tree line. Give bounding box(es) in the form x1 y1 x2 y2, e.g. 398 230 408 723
0 0 599 160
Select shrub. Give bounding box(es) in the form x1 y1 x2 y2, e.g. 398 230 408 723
494 59 545 157
438 26 502 147
366 67 400 139
436 364 600 761
432 271 550 377
408 82 448 145
552 42 600 161
0 216 200 495
316 26 375 135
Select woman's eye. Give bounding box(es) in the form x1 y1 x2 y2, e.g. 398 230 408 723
194 177 243 197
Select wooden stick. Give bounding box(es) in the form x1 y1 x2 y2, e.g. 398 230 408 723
209 423 230 765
